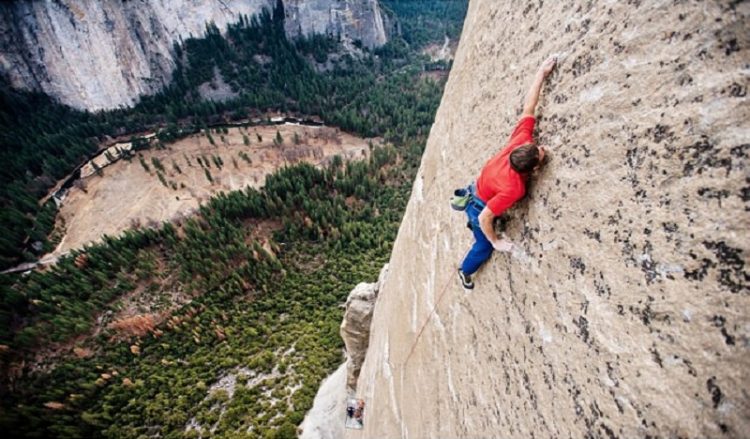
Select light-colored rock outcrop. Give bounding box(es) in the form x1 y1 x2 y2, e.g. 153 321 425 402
301 265 387 437
283 0 386 49
299 362 347 439
340 264 388 391
351 1 749 438
0 0 386 111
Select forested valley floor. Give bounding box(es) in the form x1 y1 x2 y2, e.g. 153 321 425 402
0 1 468 437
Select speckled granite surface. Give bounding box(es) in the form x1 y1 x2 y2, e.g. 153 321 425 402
351 1 749 437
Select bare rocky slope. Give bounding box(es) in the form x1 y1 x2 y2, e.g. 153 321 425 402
0 0 386 111
348 1 749 438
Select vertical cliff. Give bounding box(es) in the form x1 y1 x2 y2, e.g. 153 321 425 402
283 0 386 49
0 0 386 111
352 1 749 438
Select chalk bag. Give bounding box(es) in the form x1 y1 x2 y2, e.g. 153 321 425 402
450 188 470 211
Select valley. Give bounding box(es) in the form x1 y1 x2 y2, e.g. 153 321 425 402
0 1 471 437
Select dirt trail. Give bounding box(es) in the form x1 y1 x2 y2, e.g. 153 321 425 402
422 36 456 62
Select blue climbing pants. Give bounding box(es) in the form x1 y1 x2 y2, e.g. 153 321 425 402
460 184 493 275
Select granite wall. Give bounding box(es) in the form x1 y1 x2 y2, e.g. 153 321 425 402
351 0 749 437
0 0 386 110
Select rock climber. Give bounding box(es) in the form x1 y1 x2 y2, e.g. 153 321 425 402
458 56 556 290
354 399 365 426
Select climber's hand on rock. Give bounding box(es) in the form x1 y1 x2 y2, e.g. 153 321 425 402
492 238 514 253
540 56 556 76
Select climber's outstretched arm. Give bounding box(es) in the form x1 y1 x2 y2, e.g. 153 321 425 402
521 56 556 117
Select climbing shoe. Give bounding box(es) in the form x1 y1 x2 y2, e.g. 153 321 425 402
458 269 474 290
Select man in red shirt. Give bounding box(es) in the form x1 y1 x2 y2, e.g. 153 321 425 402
458 56 556 290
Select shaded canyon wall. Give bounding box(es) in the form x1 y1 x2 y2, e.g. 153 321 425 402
0 0 386 111
351 0 749 438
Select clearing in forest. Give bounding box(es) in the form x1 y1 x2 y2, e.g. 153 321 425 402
51 124 377 256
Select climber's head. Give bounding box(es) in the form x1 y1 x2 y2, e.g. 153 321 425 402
510 143 545 173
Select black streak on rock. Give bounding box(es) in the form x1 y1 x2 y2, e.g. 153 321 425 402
583 228 602 242
594 272 612 298
697 187 729 207
707 376 723 408
574 315 590 344
681 136 733 177
600 422 618 439
721 328 736 345
723 38 740 56
711 314 737 345
662 222 679 233
685 248 715 282
703 240 749 293
648 124 675 144
726 82 747 97
570 54 594 77
641 241 658 284
570 256 586 275
650 344 663 368
730 143 749 158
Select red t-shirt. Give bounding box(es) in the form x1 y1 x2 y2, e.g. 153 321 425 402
476 116 535 215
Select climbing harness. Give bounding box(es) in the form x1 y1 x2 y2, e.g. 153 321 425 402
450 182 485 211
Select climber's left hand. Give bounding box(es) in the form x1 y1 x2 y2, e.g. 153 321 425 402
492 237 514 253
539 56 557 76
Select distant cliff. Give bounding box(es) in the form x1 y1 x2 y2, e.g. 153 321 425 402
350 0 749 438
0 0 386 111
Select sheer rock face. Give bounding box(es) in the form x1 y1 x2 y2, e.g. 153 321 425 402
299 362 347 439
340 265 388 391
351 1 749 438
0 0 386 111
283 0 386 49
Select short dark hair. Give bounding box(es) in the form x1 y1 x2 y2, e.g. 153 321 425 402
509 144 540 172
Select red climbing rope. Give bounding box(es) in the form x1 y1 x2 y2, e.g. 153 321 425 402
402 270 457 367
